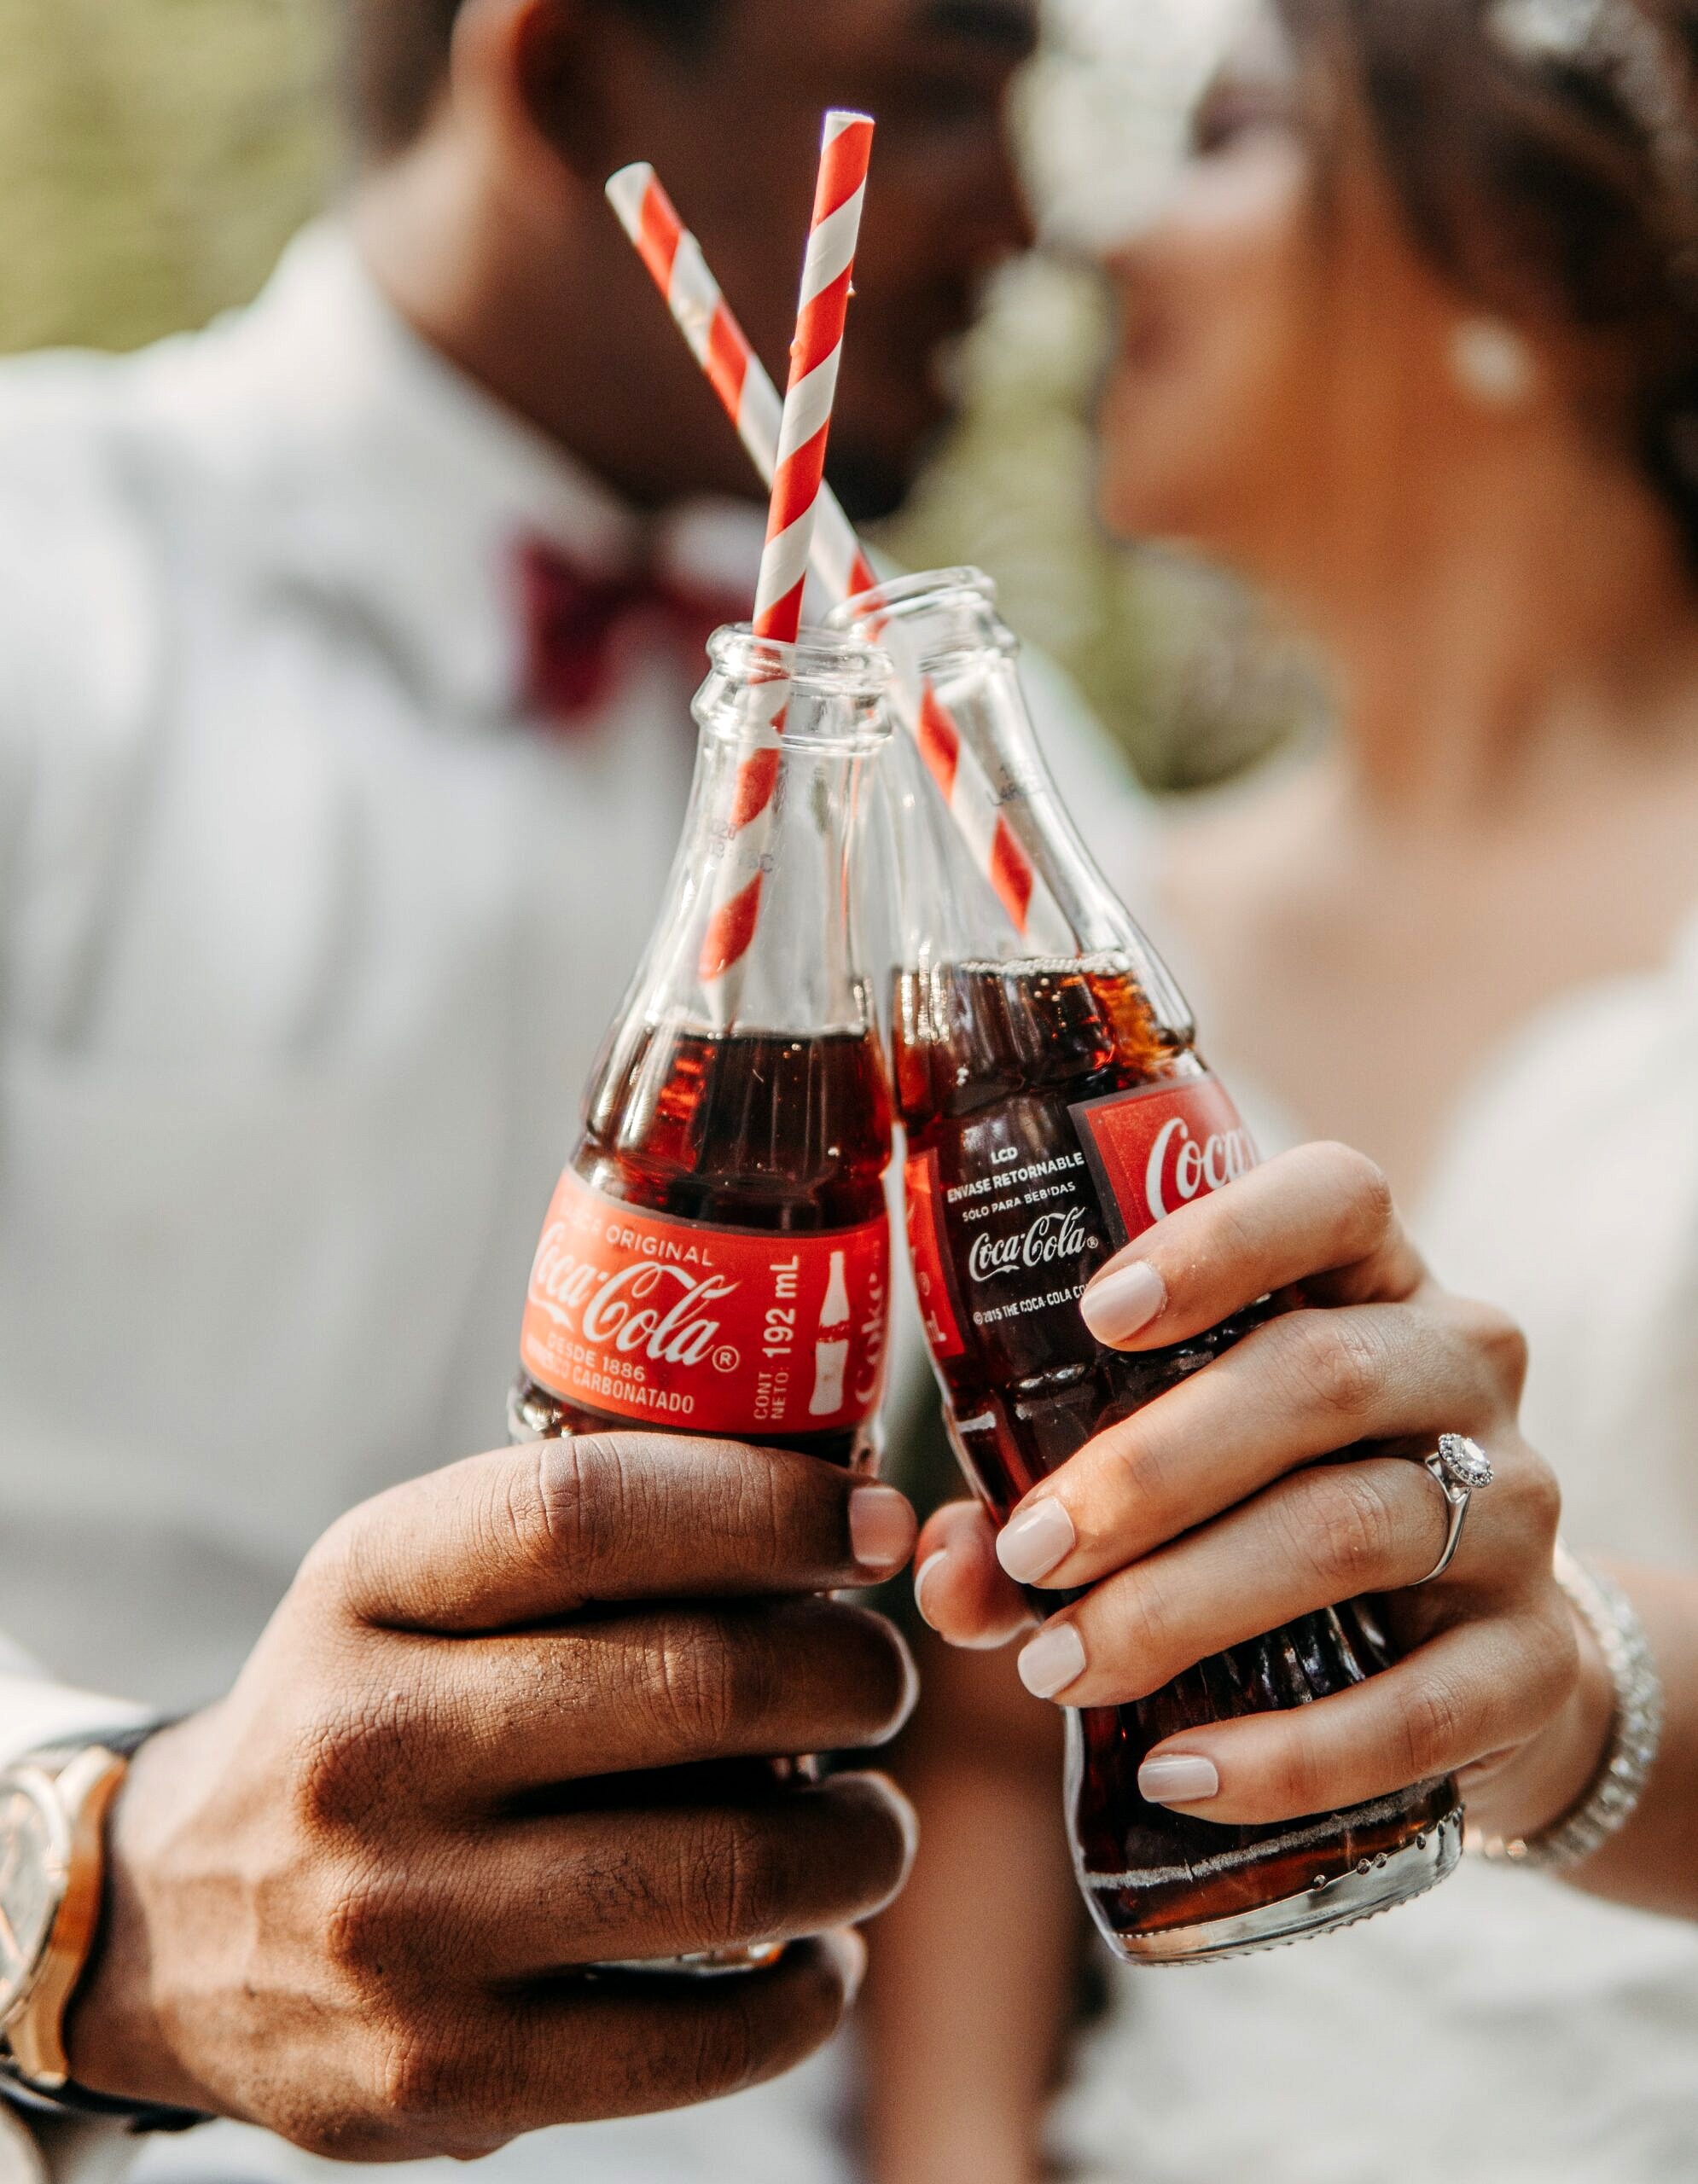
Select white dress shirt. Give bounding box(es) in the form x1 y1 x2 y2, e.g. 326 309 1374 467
0 223 706 1719
0 221 1142 2180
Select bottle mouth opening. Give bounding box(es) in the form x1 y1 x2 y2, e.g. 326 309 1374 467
827 569 1016 671
707 623 893 694
700 624 893 753
829 567 998 630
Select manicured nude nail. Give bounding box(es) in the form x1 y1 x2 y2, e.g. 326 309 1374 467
997 1498 1077 1585
1081 1259 1166 1346
1138 1754 1220 1805
913 1549 950 1630
1018 1623 1087 1701
850 1486 916 1575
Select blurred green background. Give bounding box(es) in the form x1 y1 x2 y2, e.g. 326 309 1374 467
0 0 336 356
0 0 1314 790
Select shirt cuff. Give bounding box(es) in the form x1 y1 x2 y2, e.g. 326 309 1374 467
15 2108 146 2184
0 1673 153 1771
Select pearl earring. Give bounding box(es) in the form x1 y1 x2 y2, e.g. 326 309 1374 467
1449 317 1538 410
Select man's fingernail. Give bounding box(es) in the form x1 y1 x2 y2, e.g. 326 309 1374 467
1138 1754 1220 1805
913 1549 950 1629
1018 1622 1087 1701
1082 1259 1166 1346
997 1498 1077 1585
889 1785 922 1873
850 1486 916 1575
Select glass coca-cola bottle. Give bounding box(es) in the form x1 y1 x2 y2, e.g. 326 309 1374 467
510 625 897 1971
835 571 1460 1965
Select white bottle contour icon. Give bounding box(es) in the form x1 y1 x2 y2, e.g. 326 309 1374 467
809 1251 853 1417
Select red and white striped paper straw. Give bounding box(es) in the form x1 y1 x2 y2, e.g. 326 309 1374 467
752 110 875 645
692 111 875 985
605 160 1038 938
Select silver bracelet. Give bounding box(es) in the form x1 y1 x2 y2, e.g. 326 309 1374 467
1472 1545 1663 1872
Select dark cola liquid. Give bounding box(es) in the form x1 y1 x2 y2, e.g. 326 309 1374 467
512 1023 893 1474
895 958 1458 1960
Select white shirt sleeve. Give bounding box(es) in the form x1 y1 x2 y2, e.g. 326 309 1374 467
0 404 164 1053
0 403 162 1761
0 415 166 2184
13 2109 148 2184
0 1664 152 1768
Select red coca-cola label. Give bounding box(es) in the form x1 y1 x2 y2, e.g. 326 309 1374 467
1073 1075 1259 1249
520 1167 890 1436
900 1073 1258 1374
903 1134 1108 1368
904 1153 968 1362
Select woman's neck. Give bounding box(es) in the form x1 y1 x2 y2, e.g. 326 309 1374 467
1299 443 1698 828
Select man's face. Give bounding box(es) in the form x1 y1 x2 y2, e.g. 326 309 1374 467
602 0 1039 519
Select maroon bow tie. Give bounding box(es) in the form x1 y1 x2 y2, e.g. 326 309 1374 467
517 536 750 729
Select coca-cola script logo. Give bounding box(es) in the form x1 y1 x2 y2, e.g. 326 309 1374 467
967 1205 1094 1286
1073 1074 1260 1248
853 1264 889 1408
521 1167 893 1437
1143 1116 1258 1223
529 1224 740 1369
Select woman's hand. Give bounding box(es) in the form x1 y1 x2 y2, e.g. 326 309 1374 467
914 1142 1613 1842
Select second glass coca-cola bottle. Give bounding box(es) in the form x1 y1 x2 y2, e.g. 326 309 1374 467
836 571 1461 1965
511 624 897 1972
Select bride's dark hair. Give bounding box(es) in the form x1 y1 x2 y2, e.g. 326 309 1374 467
1276 0 1698 561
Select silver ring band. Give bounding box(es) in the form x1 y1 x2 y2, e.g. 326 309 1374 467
1416 1434 1494 1586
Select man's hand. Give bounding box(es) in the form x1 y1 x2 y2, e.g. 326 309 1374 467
67 1437 920 2158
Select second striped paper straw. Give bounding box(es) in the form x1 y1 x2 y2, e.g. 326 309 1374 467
606 160 1039 939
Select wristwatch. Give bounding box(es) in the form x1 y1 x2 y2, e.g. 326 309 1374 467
0 1734 203 2134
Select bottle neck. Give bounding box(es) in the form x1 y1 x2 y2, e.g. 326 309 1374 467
597 627 893 1052
852 575 1195 1043
635 717 884 1037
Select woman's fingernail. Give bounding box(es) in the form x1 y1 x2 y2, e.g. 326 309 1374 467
913 1548 950 1629
1018 1622 1088 1701
1082 1259 1167 1346
1138 1754 1220 1805
997 1499 1077 1585
850 1485 916 1575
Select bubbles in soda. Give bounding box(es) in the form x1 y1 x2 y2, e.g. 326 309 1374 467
896 956 1458 1959
512 1021 893 1474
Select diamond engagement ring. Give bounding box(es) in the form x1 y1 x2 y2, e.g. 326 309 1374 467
1415 1434 1494 1586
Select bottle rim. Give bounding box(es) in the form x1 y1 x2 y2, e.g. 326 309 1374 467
707 623 893 694
700 624 893 753
829 566 999 630
828 568 1019 672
